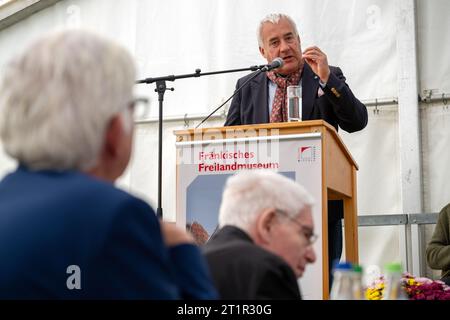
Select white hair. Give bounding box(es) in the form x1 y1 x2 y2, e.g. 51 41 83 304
218 170 314 230
257 13 299 47
0 29 136 171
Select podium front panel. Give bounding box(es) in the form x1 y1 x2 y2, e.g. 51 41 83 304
176 132 324 299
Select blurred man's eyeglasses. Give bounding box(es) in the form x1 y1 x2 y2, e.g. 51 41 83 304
127 97 150 120
275 209 318 246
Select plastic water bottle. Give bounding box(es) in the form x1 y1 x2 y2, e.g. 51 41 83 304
330 262 354 300
352 264 365 300
383 262 408 300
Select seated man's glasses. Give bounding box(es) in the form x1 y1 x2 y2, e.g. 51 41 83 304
275 209 318 246
127 97 150 120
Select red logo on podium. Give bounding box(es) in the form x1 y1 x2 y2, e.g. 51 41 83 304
298 146 316 162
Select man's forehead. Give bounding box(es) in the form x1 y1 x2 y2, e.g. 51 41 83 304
262 20 296 40
296 209 314 227
267 31 295 41
262 18 294 30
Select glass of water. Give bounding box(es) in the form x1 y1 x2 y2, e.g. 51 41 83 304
287 85 302 122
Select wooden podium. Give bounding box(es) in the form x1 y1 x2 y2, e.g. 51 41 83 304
174 120 359 299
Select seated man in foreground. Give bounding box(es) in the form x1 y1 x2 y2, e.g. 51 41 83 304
203 170 317 299
0 29 217 299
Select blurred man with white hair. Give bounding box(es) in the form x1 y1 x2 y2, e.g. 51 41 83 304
0 30 217 299
203 170 317 299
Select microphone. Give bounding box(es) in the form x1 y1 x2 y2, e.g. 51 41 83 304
196 68 266 128
195 58 283 128
260 57 284 71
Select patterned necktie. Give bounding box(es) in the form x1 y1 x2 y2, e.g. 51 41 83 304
267 67 303 122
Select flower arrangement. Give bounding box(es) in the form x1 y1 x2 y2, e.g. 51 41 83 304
403 274 450 300
365 277 385 300
366 274 450 300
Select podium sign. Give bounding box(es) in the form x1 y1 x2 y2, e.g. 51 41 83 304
175 121 359 299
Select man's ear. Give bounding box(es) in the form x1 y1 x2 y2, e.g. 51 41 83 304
255 208 277 244
259 46 267 59
103 114 123 158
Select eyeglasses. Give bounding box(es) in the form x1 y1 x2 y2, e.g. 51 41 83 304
275 209 318 246
126 97 150 120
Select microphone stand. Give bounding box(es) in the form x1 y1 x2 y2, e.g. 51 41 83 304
136 64 267 219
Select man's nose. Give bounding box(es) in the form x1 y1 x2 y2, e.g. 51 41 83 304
306 246 317 263
279 39 290 52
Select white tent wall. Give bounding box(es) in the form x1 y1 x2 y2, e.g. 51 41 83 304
417 0 450 214
420 102 450 279
0 0 449 278
417 0 450 98
421 104 450 212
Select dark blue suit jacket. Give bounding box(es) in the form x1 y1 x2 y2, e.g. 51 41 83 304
224 63 367 224
0 166 217 299
225 63 368 133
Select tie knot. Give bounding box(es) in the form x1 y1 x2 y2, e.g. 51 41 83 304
267 68 303 123
267 70 301 89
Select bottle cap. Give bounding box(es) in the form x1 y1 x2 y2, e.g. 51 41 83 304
353 264 363 273
334 262 353 271
384 262 403 273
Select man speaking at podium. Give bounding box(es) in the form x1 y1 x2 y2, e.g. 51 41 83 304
224 13 368 286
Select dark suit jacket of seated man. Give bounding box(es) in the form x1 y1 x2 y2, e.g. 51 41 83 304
0 166 217 299
204 225 302 299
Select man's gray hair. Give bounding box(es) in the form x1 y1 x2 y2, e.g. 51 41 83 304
218 170 314 230
257 13 299 47
0 29 135 171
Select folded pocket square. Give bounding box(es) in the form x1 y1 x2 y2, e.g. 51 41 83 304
318 87 325 97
